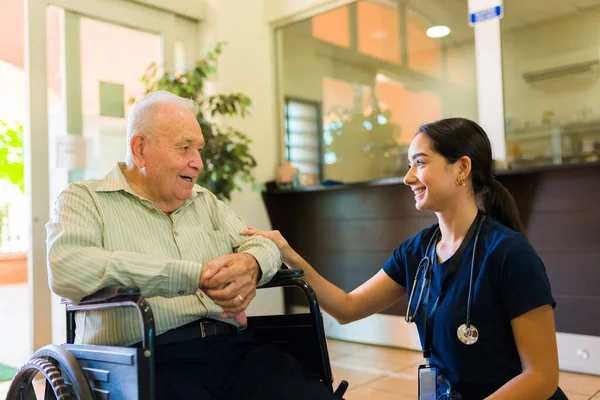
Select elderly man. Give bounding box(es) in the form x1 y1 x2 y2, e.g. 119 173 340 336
46 91 339 399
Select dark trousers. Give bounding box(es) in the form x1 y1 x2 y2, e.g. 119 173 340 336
154 330 340 400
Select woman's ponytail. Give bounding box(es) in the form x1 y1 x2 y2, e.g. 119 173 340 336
482 179 524 234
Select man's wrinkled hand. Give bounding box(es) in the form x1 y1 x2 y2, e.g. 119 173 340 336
199 253 260 322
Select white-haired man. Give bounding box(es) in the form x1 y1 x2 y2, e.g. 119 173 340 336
46 91 339 399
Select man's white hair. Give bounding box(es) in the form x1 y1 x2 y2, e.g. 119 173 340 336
126 90 199 162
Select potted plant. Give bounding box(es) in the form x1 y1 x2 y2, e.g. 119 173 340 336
134 42 258 201
0 120 24 245
0 120 27 285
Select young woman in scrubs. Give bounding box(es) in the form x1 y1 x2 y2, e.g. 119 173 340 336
242 118 566 399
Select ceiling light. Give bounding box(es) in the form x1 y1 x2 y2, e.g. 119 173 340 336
426 25 450 38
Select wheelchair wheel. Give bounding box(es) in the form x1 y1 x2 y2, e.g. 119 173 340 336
5 357 70 400
30 345 94 400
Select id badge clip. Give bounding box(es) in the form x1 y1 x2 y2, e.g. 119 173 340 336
418 364 438 400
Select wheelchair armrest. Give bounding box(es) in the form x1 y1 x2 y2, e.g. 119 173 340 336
61 285 142 306
258 268 304 289
64 286 154 350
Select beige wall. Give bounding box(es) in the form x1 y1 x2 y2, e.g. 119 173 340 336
200 0 285 316
130 0 203 20
264 0 355 25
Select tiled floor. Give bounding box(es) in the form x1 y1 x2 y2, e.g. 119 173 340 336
1 339 600 398
326 339 600 400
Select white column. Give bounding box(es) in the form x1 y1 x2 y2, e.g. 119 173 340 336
161 13 177 73
25 0 53 352
470 0 506 163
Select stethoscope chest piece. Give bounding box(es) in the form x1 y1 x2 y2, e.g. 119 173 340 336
457 323 479 345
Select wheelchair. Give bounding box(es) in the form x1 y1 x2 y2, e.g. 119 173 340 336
6 269 349 399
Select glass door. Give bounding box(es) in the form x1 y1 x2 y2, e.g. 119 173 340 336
45 1 200 346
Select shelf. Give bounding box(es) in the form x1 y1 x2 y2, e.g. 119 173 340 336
506 120 600 141
522 59 599 82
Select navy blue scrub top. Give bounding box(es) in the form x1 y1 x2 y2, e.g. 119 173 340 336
383 217 566 399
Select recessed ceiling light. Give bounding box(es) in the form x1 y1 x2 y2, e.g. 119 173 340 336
426 25 451 38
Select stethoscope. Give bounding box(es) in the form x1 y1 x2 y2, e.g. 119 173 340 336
405 215 485 346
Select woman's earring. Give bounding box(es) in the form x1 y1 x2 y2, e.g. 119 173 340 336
457 175 466 186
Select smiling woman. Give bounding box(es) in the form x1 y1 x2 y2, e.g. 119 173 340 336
257 117 566 399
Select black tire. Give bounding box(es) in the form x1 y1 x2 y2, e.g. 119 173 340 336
31 345 93 400
5 358 70 400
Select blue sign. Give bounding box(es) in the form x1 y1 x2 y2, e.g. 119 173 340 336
469 5 503 26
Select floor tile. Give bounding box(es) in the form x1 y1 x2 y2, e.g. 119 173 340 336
331 364 385 389
333 351 420 373
344 386 414 400
351 344 423 368
326 339 370 358
562 391 590 400
559 371 600 396
365 366 418 397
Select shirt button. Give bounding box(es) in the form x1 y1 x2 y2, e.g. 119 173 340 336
178 290 185 295
174 231 179 237
198 292 204 298
150 208 157 214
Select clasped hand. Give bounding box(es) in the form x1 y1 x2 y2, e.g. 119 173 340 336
199 253 260 326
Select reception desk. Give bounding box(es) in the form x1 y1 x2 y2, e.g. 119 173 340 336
262 162 600 374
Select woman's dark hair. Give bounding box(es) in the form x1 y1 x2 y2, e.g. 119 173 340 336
418 117 524 233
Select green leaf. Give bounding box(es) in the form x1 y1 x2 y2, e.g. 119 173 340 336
0 121 25 193
134 43 257 202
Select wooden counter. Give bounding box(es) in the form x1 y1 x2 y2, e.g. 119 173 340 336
262 162 600 337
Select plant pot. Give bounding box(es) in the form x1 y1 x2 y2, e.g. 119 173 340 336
0 252 28 285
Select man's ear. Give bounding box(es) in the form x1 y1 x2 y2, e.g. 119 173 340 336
130 133 147 168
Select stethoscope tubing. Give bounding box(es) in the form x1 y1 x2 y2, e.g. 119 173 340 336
465 220 484 328
405 216 484 328
405 228 439 323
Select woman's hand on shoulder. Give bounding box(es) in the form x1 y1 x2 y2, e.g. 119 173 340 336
240 226 297 263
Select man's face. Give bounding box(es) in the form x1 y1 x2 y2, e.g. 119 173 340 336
142 105 205 209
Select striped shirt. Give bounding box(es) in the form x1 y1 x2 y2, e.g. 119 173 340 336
46 163 281 346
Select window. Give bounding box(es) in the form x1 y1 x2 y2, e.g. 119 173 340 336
357 1 401 64
284 98 323 184
278 0 476 184
312 6 350 48
501 3 600 168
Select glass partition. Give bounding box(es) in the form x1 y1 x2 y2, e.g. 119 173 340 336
501 3 600 168
278 0 477 184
